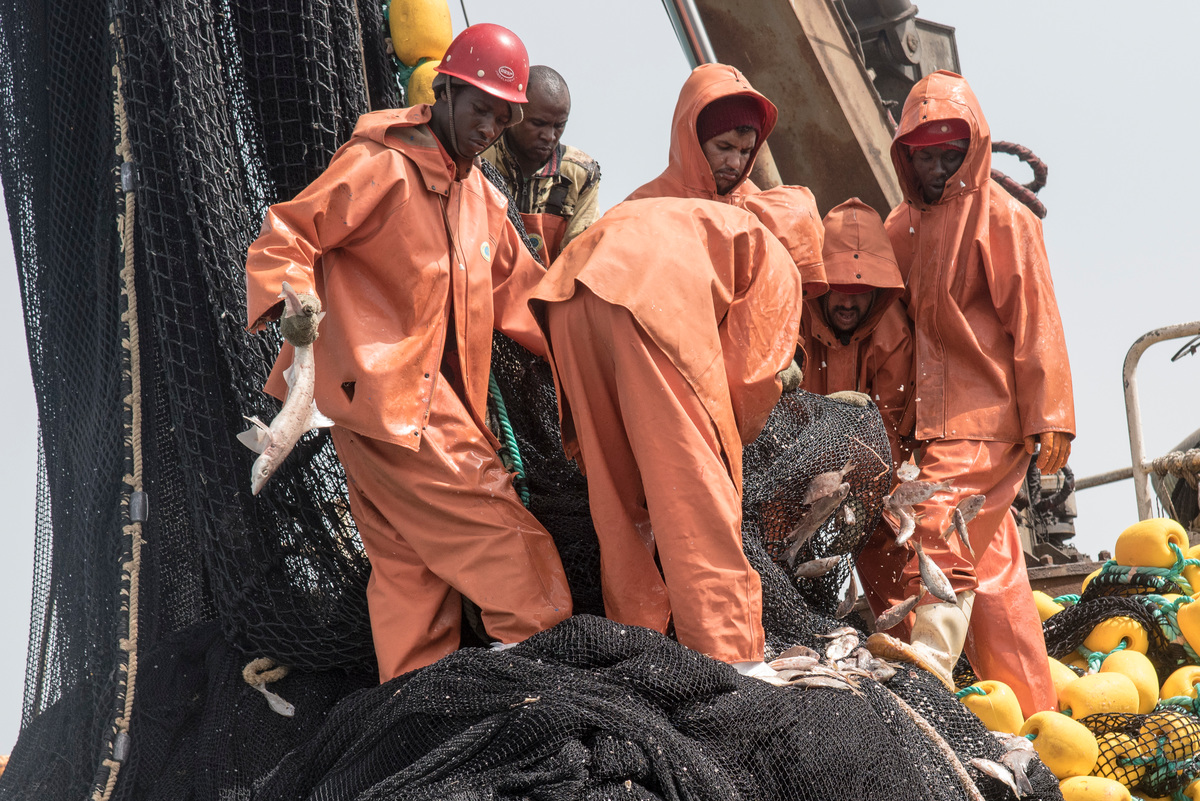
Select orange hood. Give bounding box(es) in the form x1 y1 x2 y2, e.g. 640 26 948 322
814 197 902 336
628 64 778 202
739 185 828 299
890 70 991 210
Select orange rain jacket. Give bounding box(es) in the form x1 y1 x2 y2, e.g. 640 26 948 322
801 198 913 459
627 64 778 204
885 71 1075 445
532 196 805 492
245 105 549 450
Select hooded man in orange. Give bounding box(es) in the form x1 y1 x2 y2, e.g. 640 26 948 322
531 190 819 682
865 71 1074 717
243 24 572 683
799 198 914 464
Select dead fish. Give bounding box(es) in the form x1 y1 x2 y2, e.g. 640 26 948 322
915 541 957 603
238 282 334 495
953 493 987 524
792 555 842 579
945 508 977 559
836 571 859 619
873 593 921 632
969 758 1023 797
841 504 856 526
853 648 873 672
817 626 858 639
781 483 850 566
769 654 820 672
896 463 920 482
825 633 859 662
894 506 918 547
785 675 856 692
886 479 954 510
870 660 897 682
776 643 820 660
999 749 1036 796
772 668 806 683
802 462 854 505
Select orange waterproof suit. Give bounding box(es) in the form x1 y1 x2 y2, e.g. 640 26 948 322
531 197 805 663
245 106 572 681
879 71 1075 715
627 63 777 204
799 198 913 460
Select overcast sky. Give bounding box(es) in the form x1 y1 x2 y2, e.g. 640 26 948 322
0 0 1197 754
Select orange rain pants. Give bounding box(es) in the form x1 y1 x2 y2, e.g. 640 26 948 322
856 438 1055 716
330 373 573 683
545 288 765 664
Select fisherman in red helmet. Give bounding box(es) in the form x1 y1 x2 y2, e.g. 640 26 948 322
243 24 572 682
865 71 1073 717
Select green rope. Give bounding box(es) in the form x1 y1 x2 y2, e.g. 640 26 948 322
1076 639 1128 673
955 686 987 699
1053 593 1080 607
488 371 531 508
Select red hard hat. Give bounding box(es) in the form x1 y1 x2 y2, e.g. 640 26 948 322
435 23 529 105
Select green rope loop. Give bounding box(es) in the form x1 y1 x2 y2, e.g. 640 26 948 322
1076 639 1128 673
1053 593 1080 607
488 371 531 508
955 686 987 699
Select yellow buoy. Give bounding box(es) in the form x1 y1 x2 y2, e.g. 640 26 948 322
1136 708 1200 762
1098 650 1159 714
1059 776 1132 801
1049 657 1082 710
1093 731 1148 789
389 0 453 68
406 59 440 106
1160 665 1200 700
1035 590 1066 621
1113 518 1189 569
1083 617 1150 655
1020 710 1100 779
1175 598 1200 652
959 680 1025 734
1182 545 1200 593
1083 567 1103 592
1059 673 1141 719
1185 777 1200 800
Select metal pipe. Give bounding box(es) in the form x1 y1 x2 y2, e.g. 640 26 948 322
1074 467 1133 491
662 0 717 68
1122 319 1200 519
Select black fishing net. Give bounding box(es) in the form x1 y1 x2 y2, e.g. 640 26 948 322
1042 595 1188 682
0 0 1064 799
1081 709 1200 797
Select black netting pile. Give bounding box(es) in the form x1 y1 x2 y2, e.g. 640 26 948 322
1043 595 1189 682
0 1 1063 799
1081 710 1200 797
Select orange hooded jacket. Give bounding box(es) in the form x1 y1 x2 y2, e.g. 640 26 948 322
884 71 1075 444
627 64 777 204
801 199 914 458
244 106 548 450
531 196 804 491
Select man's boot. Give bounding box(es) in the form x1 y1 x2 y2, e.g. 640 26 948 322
866 590 975 690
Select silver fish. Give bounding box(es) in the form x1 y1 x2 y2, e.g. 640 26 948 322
785 675 856 692
776 643 820 660
769 654 820 672
969 758 1023 798
841 504 856 526
1000 749 1035 796
782 483 850 566
894 506 918 547
946 508 976 559
825 633 859 662
870 660 897 682
238 282 334 495
873 593 921 632
816 626 858 639
792 555 843 579
835 570 859 619
896 463 920 482
802 462 854 505
886 478 954 509
915 541 957 603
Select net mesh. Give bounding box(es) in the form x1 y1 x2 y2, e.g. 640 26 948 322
0 1 1063 799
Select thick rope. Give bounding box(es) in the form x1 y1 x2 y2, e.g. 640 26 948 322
92 19 145 801
990 141 1048 219
887 688 987 801
488 370 531 507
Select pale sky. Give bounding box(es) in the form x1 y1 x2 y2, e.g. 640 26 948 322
0 0 1197 754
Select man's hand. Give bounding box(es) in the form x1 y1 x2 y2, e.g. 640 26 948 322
1025 431 1071 474
777 360 803 393
826 390 872 407
279 292 322 347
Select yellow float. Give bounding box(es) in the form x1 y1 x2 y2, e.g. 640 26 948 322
1136 708 1200 763
1175 598 1200 652
388 0 453 67
1049 657 1082 710
959 680 1024 734
1059 673 1141 719
1098 650 1159 714
406 60 440 106
1160 665 1200 700
1083 617 1150 655
1083 567 1103 592
1020 710 1100 779
1182 544 1200 593
1113 518 1189 569
1035 590 1066 621
1092 731 1148 788
1059 776 1132 800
